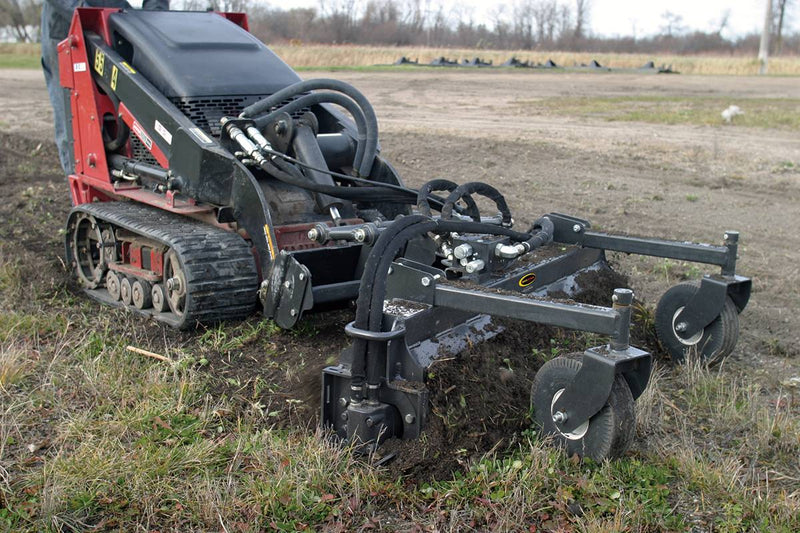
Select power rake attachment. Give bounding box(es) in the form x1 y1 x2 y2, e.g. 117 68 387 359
316 207 749 460
59 8 750 461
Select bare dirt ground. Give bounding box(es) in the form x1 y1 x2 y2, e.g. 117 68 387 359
1 67 799 502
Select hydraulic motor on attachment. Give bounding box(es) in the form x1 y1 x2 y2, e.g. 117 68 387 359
60 8 750 461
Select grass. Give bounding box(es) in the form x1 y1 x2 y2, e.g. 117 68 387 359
4 41 800 75
516 95 800 130
1 237 798 531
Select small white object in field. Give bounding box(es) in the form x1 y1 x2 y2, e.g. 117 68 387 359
721 105 744 123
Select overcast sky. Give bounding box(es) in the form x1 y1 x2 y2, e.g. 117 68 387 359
245 0 793 38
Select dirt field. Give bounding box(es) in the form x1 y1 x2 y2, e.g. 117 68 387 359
1 67 799 529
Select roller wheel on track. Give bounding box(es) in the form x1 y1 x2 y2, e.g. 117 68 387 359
531 353 635 461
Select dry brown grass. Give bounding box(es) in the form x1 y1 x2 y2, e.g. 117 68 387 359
3 42 800 75
269 44 800 76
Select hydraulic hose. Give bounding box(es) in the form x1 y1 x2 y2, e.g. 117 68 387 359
524 216 554 251
349 215 433 390
252 92 370 175
440 181 513 225
242 79 379 178
264 158 412 203
417 178 479 220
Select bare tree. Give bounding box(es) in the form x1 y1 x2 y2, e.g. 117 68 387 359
0 0 39 42
574 0 589 39
659 11 686 37
774 0 790 54
713 9 730 37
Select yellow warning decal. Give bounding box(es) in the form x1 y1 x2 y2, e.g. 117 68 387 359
110 65 118 91
93 49 104 75
264 225 276 260
120 61 136 74
518 272 536 287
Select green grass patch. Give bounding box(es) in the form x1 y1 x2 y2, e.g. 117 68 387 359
519 95 800 130
0 43 40 69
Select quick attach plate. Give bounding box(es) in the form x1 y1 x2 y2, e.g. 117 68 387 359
261 251 313 329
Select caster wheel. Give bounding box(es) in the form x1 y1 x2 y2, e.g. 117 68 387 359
532 353 635 461
106 271 121 301
654 281 739 365
132 280 153 310
151 283 167 313
120 277 133 306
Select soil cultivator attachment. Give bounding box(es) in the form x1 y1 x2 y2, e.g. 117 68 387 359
60 8 749 461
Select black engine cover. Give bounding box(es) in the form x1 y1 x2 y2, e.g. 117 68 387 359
108 10 301 99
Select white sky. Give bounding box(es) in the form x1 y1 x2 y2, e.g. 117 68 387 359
247 0 793 38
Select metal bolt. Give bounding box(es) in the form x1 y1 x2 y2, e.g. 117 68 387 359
365 417 374 427
284 280 291 289
354 229 366 242
338 397 347 407
298 273 305 281
675 322 688 332
166 277 181 292
572 224 582 233
421 277 431 287
404 413 415 424
341 412 348 421
274 120 287 135
308 228 318 241
290 309 297 317
552 411 568 424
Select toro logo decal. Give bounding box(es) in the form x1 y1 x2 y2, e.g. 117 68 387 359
518 273 537 288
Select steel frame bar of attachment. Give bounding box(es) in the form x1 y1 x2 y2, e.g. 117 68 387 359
548 213 740 274
433 284 626 340
576 231 733 269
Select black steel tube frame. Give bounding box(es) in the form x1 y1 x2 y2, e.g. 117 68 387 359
548 212 740 275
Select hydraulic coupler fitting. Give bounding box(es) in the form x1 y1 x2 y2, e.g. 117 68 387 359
221 117 266 164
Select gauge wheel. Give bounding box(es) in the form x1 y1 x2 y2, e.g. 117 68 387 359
654 281 739 365
532 353 635 461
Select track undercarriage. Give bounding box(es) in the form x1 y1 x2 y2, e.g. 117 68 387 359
59 7 751 461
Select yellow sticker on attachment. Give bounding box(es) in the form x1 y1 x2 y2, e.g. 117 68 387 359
93 49 104 75
264 225 276 260
110 65 118 91
120 61 136 74
518 272 536 287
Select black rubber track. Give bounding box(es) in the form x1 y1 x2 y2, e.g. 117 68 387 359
69 202 258 329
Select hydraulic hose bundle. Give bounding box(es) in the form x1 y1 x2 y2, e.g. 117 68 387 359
240 78 379 177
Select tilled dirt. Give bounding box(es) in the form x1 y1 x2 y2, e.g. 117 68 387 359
1 68 799 481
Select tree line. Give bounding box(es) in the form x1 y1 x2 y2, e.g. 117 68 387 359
2 0 798 56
